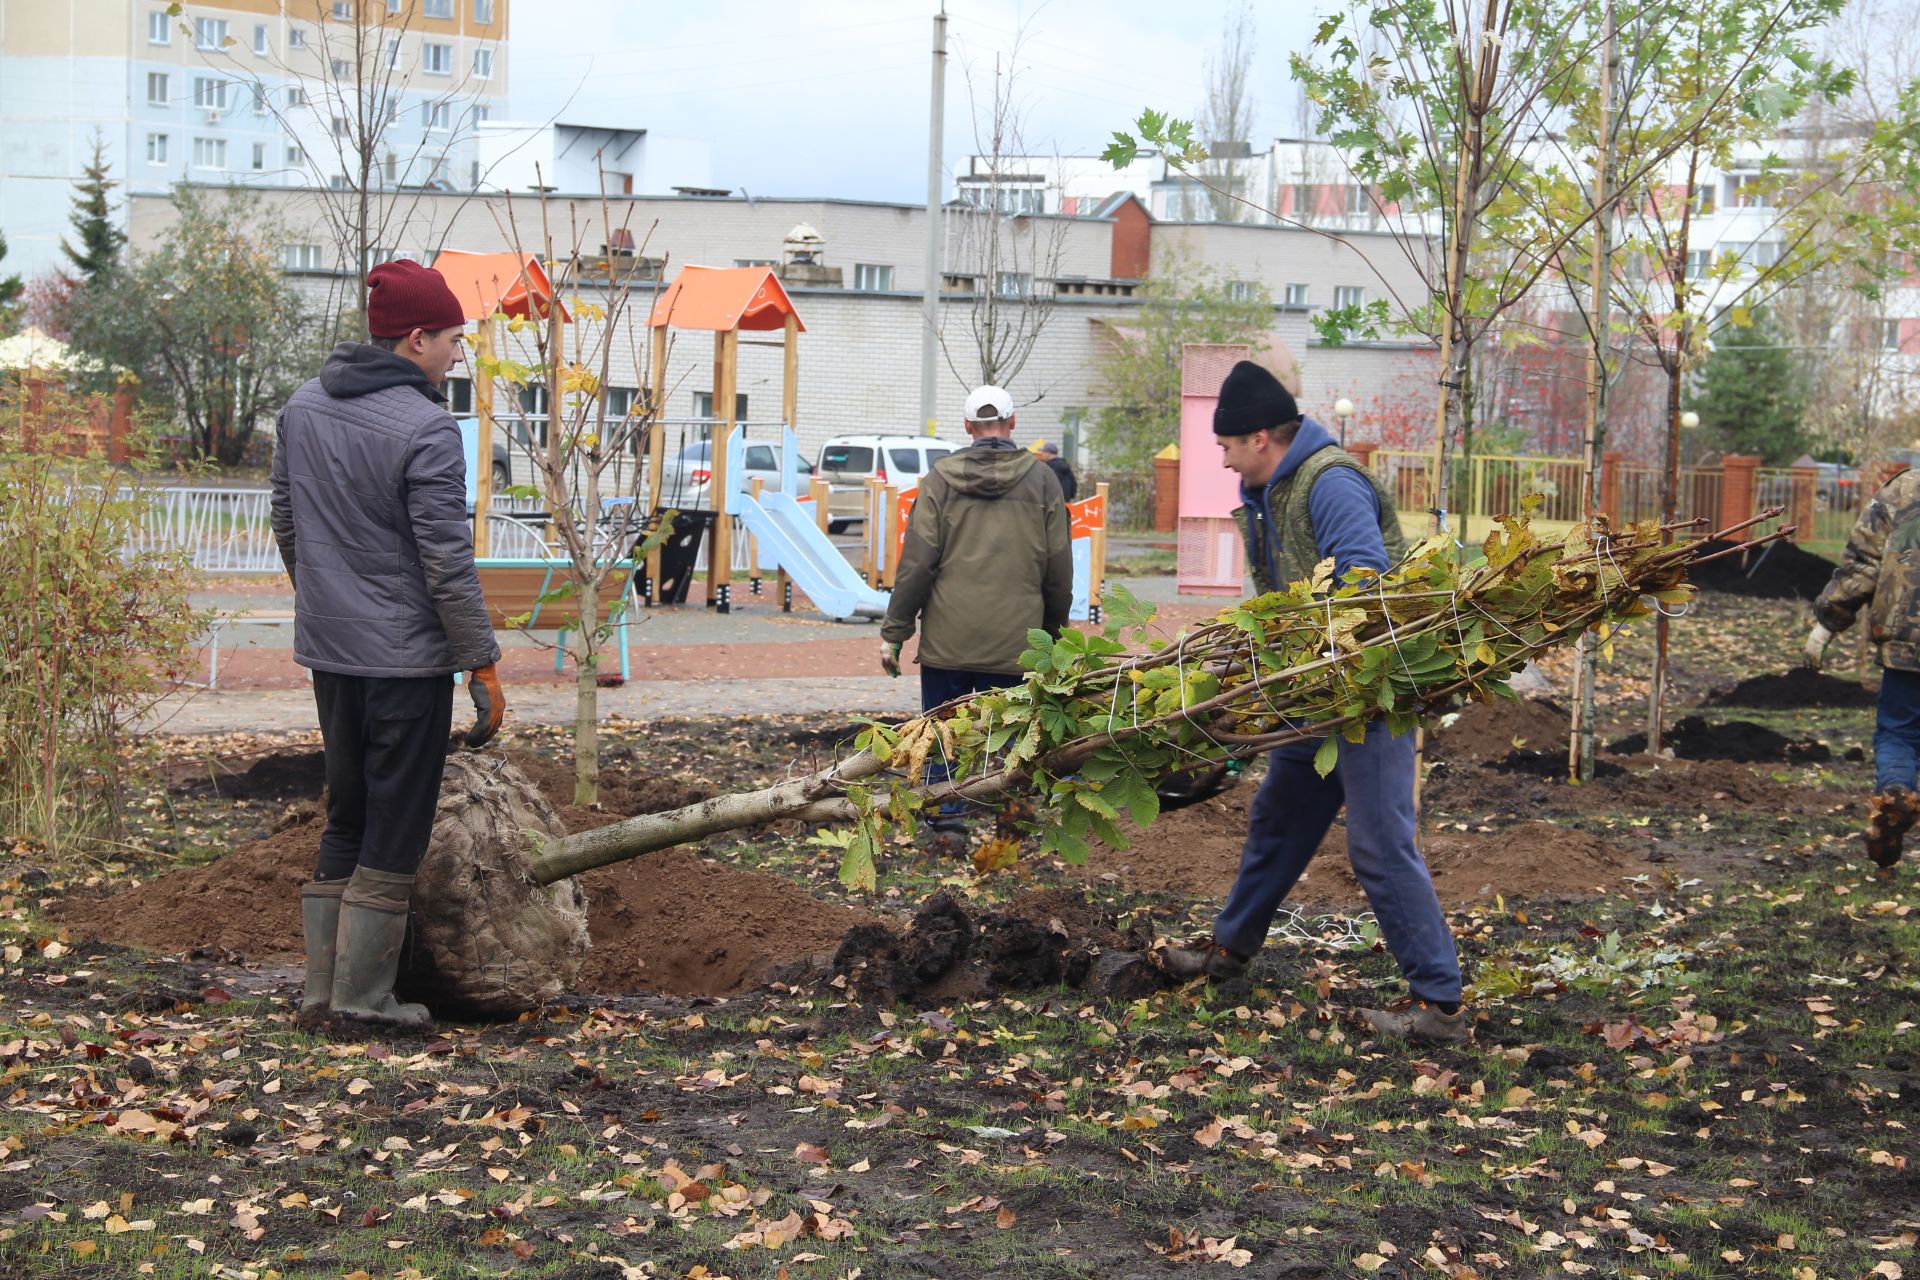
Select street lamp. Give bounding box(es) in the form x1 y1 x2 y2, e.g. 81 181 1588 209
1333 397 1356 448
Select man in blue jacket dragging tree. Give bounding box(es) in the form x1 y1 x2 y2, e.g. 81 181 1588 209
1158 361 1468 1045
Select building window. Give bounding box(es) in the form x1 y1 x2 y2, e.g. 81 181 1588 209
1227 280 1256 302
287 85 308 107
996 271 1031 298
1333 285 1366 309
423 101 451 129
332 115 352 138
146 72 169 105
194 17 228 49
1344 184 1372 215
1686 248 1715 278
285 244 323 271
606 386 639 418
1692 184 1716 216
474 0 494 20
1877 319 1905 351
289 27 306 49
1726 174 1772 208
286 144 303 164
387 0 401 10
423 42 451 74
423 0 452 16
473 104 489 123
146 133 169 164
853 264 894 291
385 38 403 69
252 84 268 115
332 58 351 80
252 141 266 170
1283 283 1309 306
1742 240 1783 269
192 137 227 169
253 24 268 56
148 11 171 44
332 1 353 17
473 48 493 78
193 78 229 111
692 392 749 420
733 258 774 268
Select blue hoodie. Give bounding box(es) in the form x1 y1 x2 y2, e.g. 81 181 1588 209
1238 416 1389 586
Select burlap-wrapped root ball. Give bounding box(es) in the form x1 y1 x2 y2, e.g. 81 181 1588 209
394 754 590 1018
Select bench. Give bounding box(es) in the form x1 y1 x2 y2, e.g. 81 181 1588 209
474 558 639 681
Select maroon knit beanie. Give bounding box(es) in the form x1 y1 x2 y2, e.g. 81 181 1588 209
366 260 466 338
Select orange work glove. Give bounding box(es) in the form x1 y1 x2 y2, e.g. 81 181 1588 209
464 664 506 748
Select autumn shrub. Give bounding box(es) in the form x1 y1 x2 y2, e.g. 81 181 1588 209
0 380 205 855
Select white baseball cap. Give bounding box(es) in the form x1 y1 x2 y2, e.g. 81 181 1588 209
964 384 1013 423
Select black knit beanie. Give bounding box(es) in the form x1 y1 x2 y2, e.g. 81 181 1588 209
1213 360 1301 436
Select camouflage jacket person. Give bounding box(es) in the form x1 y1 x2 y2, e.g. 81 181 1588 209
1814 468 1920 672
1231 417 1407 593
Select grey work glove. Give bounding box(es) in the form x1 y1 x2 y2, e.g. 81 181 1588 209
1802 624 1833 670
880 640 902 679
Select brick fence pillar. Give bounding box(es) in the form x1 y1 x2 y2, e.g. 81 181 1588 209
109 383 137 464
1151 445 1180 533
1600 450 1623 523
1788 454 1818 543
1717 453 1761 540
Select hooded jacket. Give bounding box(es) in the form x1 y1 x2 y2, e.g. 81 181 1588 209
1815 467 1920 672
1232 416 1406 593
881 437 1073 674
270 342 500 678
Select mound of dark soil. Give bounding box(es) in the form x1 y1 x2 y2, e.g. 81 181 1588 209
1428 697 1574 763
1702 671 1878 709
57 761 866 1001
832 890 1166 1006
1609 714 1832 763
1425 752 1852 820
164 749 327 804
1687 538 1835 600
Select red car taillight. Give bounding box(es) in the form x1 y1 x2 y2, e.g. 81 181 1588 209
876 466 888 484
692 469 711 485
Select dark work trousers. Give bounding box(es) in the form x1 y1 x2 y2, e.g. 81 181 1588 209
921 664 1022 817
1212 722 1463 1005
1876 667 1920 793
311 672 456 882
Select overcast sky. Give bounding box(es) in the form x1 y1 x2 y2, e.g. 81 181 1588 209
506 1 1325 201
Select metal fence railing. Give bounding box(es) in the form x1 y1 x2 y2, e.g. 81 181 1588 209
1366 450 1589 526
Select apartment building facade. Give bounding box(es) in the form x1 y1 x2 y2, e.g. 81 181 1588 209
0 0 508 279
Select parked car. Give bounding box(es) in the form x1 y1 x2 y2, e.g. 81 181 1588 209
658 438 812 513
816 435 960 532
1813 461 1858 512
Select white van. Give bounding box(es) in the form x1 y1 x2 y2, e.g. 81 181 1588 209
815 434 960 532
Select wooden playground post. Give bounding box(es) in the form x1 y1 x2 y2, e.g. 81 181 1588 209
747 476 764 596
881 483 901 587
644 324 668 603
708 329 739 611
810 477 831 531
778 313 800 610
1090 480 1110 617
861 478 881 585
472 315 497 555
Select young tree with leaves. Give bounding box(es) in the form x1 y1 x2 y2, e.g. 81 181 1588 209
181 1 499 341
62 132 126 285
1088 245 1273 473
66 186 325 466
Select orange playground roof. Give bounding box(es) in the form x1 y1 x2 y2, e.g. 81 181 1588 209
431 250 569 323
646 265 805 333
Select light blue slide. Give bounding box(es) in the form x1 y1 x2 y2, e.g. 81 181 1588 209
726 428 891 620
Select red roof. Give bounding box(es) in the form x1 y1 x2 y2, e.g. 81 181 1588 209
647 265 805 333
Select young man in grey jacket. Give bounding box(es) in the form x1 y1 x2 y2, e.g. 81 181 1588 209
272 259 505 1030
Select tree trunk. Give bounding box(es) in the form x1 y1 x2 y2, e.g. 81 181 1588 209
573 576 600 807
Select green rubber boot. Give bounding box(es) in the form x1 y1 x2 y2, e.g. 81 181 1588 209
330 867 432 1030
297 879 347 1029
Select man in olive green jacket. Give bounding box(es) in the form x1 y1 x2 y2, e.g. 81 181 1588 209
881 384 1073 831
1808 465 1920 866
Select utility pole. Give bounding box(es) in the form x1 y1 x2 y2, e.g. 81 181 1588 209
919 3 948 437
1570 0 1617 783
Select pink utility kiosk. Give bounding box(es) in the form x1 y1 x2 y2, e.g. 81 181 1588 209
1175 339 1301 596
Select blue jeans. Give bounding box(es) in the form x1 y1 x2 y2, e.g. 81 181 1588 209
1876 668 1920 793
921 665 1022 817
1213 722 1463 1004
